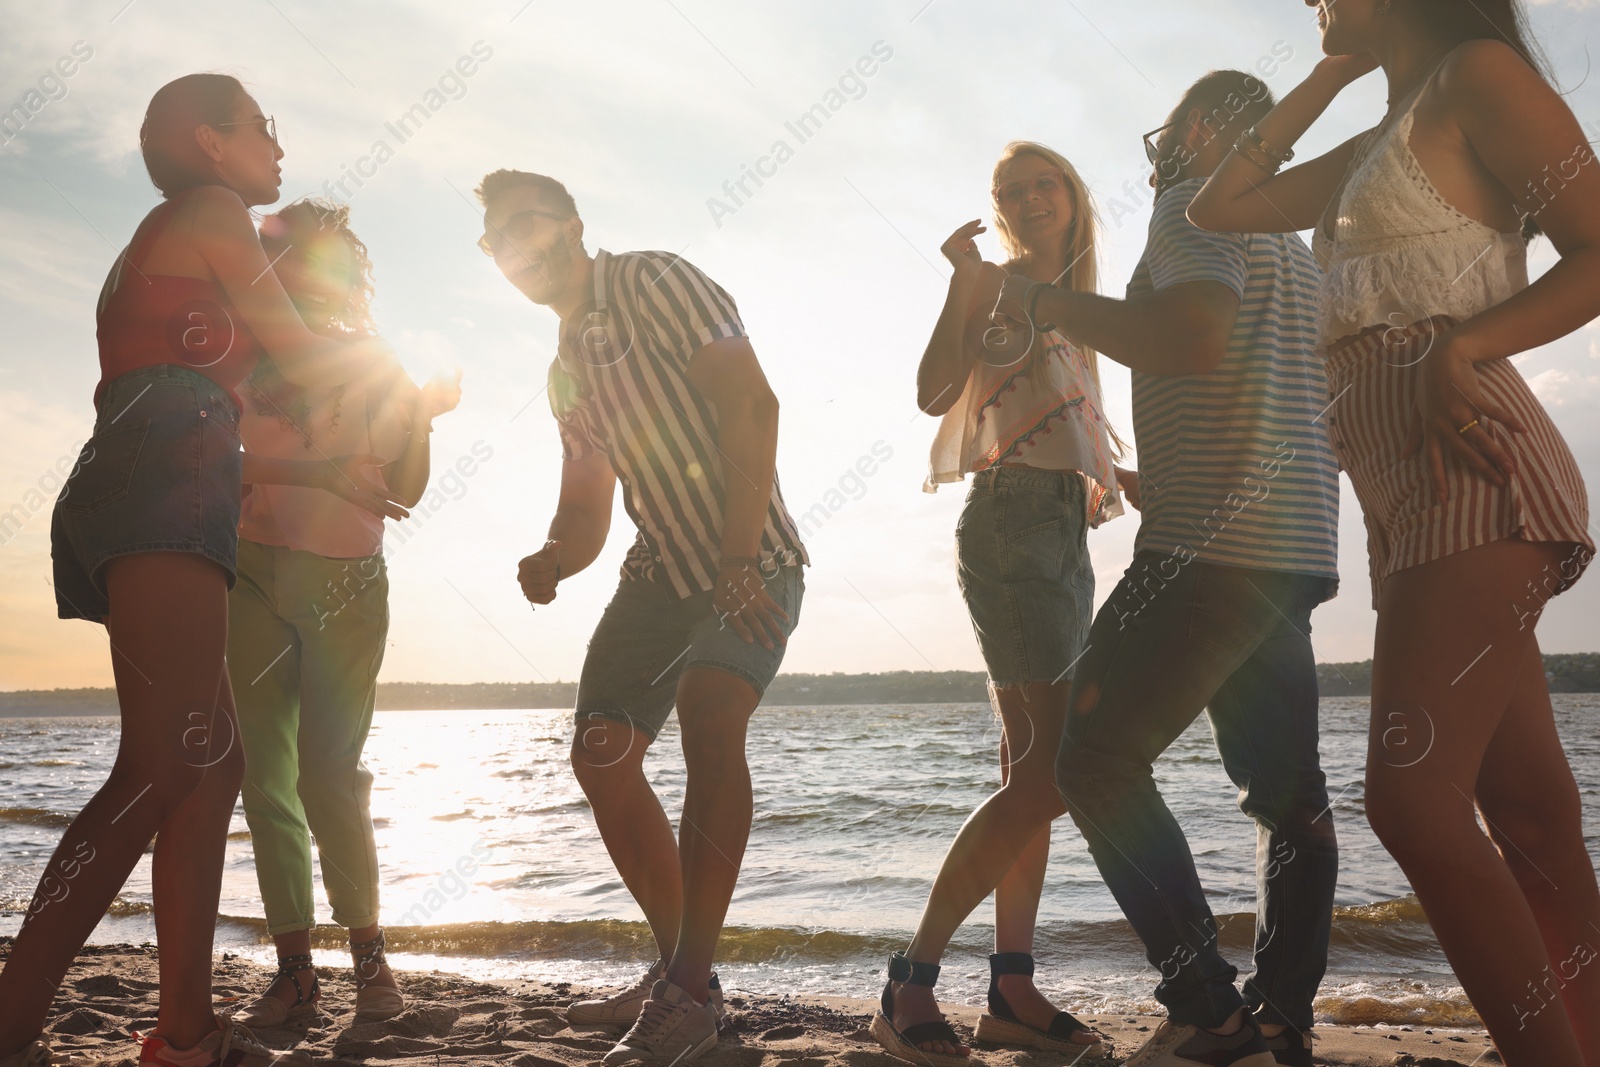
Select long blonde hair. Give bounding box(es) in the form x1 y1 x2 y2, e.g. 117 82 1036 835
990 142 1125 457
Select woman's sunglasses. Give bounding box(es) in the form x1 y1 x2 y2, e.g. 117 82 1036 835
478 209 570 255
993 170 1067 206
216 115 279 148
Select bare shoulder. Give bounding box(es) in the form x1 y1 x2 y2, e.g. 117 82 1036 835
1437 38 1552 111
183 185 256 238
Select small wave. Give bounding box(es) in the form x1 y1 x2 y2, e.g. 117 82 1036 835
1315 980 1480 1026
34 759 86 767
192 896 1443 968
1332 896 1429 926
0 807 72 829
108 898 154 918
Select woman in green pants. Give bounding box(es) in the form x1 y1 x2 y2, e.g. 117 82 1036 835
228 198 460 1026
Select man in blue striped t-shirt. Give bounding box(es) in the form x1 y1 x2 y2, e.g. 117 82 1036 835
995 72 1338 1067
477 170 808 1067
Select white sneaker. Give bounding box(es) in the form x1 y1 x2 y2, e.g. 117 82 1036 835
1123 1014 1276 1067
570 960 667 1026
602 980 719 1067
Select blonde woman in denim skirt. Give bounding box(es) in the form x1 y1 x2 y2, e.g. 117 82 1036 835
870 141 1131 1067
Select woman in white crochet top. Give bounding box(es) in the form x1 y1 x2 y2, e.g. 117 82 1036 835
1189 2 1599 1064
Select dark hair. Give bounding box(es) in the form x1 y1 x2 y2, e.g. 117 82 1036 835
139 73 247 198
1151 70 1276 194
249 197 380 445
473 169 578 216
1404 0 1550 80
259 198 376 339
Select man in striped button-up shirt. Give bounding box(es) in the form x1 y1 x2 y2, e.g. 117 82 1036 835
477 170 808 1066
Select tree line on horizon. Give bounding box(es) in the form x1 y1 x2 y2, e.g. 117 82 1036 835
4 656 1600 713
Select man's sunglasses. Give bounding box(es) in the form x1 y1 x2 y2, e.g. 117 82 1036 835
216 115 278 148
1142 119 1181 164
479 209 570 255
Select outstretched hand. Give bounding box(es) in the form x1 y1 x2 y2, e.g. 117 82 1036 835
422 368 464 419
992 273 1036 329
320 453 410 520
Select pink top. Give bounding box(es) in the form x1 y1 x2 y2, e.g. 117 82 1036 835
239 370 417 559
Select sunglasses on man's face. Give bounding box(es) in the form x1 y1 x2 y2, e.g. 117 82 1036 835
479 209 569 255
1143 119 1182 164
217 115 279 148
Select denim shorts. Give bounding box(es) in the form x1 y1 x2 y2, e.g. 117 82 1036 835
574 565 805 740
51 364 243 621
955 466 1094 687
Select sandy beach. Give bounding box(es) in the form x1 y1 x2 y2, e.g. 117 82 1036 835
16 942 1502 1067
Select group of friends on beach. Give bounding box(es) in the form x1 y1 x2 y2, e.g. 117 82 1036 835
4 1 1600 1066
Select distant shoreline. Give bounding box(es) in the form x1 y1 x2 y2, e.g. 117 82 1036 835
4 657 1599 715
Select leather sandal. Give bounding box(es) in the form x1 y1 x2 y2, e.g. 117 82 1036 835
868 952 969 1067
352 930 405 1022
233 953 320 1029
973 952 1108 1055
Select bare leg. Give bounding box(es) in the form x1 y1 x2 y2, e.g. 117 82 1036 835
893 681 1073 1055
993 703 1094 1041
1474 638 1600 1062
1365 539 1590 1066
570 718 682 964
0 553 237 1053
151 659 246 1043
664 668 759 1002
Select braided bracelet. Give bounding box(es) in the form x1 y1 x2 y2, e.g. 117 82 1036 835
719 554 761 570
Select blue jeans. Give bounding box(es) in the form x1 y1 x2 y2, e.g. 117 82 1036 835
1055 551 1338 1030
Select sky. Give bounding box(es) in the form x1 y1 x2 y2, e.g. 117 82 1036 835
3 0 1599 691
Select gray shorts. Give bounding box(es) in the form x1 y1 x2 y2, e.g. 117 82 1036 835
574 565 804 740
955 466 1094 688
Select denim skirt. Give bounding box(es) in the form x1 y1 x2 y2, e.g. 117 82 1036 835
51 364 243 620
955 465 1094 687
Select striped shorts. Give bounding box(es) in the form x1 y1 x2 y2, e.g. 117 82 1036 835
1324 315 1594 608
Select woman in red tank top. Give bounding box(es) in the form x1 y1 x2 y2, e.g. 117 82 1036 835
3 74 397 1067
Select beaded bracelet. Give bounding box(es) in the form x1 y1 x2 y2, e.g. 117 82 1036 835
719 554 761 570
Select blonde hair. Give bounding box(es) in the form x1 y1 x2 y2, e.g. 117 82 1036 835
990 142 1125 457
